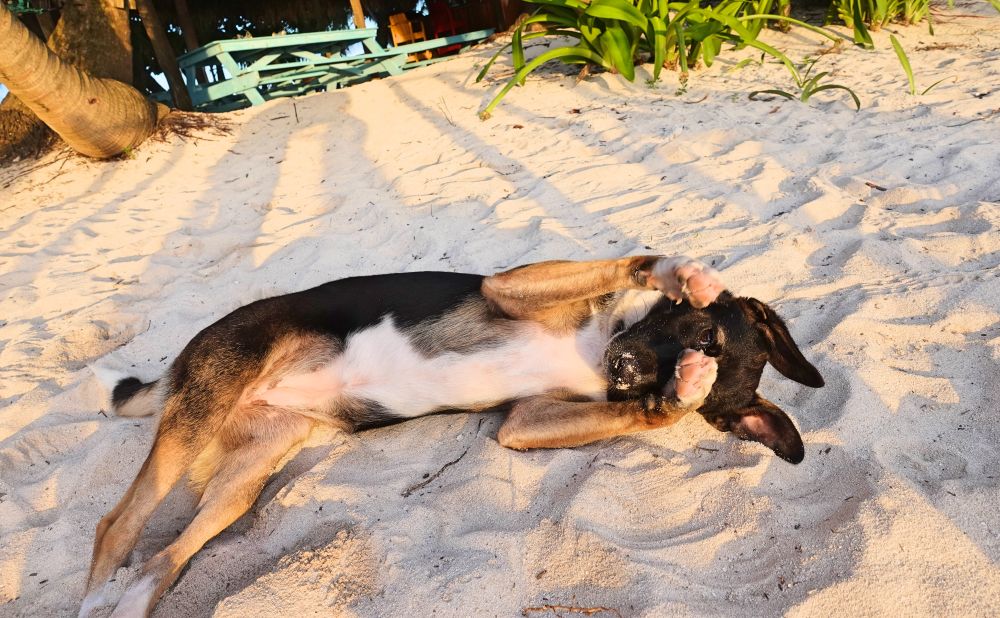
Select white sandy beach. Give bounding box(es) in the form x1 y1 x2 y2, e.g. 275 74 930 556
1 6 999 617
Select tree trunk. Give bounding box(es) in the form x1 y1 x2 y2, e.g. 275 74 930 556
0 4 168 160
135 0 192 110
49 0 132 83
173 0 208 84
350 0 366 29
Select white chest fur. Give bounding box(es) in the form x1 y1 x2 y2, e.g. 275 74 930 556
253 316 611 417
337 317 610 416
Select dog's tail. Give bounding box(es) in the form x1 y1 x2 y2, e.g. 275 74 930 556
112 378 164 417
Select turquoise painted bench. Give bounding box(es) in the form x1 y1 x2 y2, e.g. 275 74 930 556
176 28 494 112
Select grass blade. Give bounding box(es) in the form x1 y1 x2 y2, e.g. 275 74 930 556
649 15 667 81
807 83 862 109
920 75 955 95
585 0 649 29
739 15 843 43
749 89 797 100
851 0 875 48
480 46 611 119
889 34 915 95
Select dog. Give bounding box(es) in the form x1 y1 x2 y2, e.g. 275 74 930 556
81 255 823 617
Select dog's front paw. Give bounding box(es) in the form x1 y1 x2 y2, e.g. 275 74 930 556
667 349 717 409
649 257 725 308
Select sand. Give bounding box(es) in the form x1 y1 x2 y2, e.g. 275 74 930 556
1 5 999 617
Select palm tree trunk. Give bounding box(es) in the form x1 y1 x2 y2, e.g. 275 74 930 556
0 4 168 160
49 0 132 83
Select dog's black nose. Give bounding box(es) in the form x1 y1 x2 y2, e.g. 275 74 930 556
609 355 639 388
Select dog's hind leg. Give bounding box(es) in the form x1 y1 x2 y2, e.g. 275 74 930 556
83 384 243 616
109 410 314 618
82 425 201 616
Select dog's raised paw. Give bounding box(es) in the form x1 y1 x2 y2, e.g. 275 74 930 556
668 349 717 408
650 257 725 308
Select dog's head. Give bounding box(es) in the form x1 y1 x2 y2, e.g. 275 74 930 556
604 292 823 463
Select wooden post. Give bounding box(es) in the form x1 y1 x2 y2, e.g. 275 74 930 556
135 0 192 110
350 0 366 29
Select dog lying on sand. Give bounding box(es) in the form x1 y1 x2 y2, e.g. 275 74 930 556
81 255 823 617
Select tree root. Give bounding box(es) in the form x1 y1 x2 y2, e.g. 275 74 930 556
153 110 232 143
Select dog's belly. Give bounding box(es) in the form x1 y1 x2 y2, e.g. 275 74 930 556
253 317 609 417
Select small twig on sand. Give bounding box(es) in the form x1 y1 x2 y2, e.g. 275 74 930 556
438 98 456 127
522 604 623 617
865 181 887 191
293 101 300 124
0 151 74 189
401 446 470 497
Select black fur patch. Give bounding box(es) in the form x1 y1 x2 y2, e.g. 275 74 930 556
112 377 147 407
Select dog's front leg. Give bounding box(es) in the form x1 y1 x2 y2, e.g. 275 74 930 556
482 256 724 330
498 350 717 449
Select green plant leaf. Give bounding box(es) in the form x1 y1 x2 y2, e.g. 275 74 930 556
674 22 689 75
920 75 955 95
730 35 801 84
802 70 830 93
526 0 590 10
749 89 797 100
850 0 875 48
701 35 722 67
512 26 526 78
889 33 916 95
738 15 842 43
806 83 862 109
476 42 514 82
649 15 668 81
475 29 581 82
585 0 649 29
600 24 636 81
480 46 612 119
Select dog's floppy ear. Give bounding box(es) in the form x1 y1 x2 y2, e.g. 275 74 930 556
711 395 805 464
742 298 824 388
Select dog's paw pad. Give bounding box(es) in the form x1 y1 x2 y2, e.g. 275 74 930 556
650 257 725 308
668 349 717 408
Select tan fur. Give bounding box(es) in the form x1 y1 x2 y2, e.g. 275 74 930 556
86 255 720 617
87 428 199 598
497 391 692 450
118 412 314 616
189 333 340 492
481 256 655 331
245 332 341 401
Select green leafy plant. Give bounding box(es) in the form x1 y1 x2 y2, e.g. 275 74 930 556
748 58 861 109
475 0 840 118
889 34 954 95
827 0 931 48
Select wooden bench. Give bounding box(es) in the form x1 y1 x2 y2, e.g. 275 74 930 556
176 28 494 112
